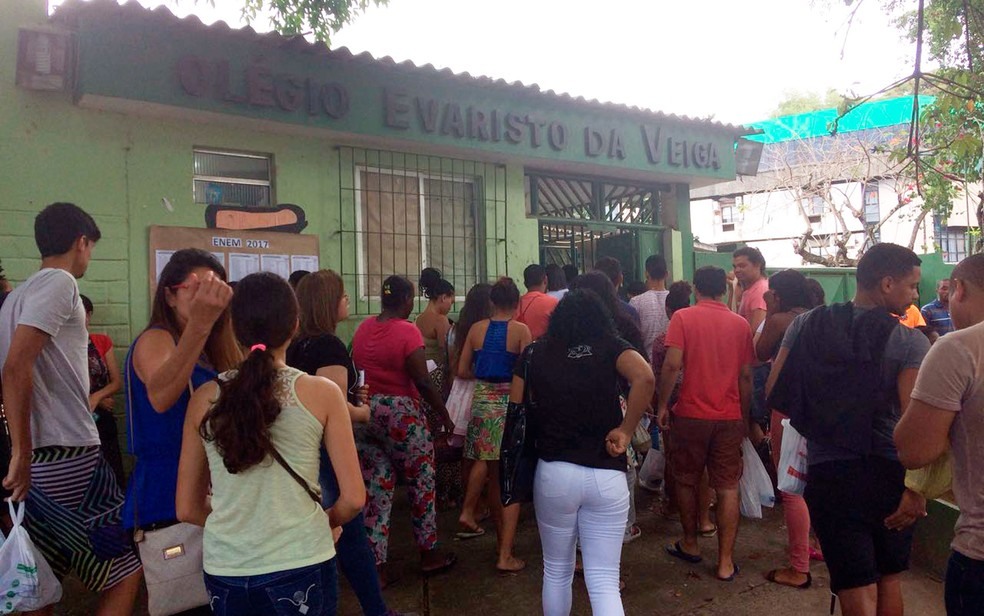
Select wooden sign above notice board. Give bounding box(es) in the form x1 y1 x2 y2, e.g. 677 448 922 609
148 226 320 296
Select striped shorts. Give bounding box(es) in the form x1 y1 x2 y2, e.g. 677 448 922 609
26 446 142 591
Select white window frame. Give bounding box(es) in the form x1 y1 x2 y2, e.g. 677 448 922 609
354 165 479 301
192 148 273 207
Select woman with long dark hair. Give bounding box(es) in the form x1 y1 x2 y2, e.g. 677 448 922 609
757 269 817 590
124 249 240 541
570 271 646 543
287 269 404 616
81 294 125 484
571 272 645 355
447 283 493 446
352 276 457 584
513 290 654 615
176 272 364 615
457 277 531 573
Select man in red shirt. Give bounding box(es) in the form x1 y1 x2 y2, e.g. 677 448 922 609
515 264 558 340
656 266 754 582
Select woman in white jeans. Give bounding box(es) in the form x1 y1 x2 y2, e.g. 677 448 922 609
510 290 655 615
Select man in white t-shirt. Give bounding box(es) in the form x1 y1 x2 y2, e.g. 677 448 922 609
0 203 142 614
895 253 984 615
630 254 670 363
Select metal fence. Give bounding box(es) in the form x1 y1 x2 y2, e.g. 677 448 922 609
336 147 509 315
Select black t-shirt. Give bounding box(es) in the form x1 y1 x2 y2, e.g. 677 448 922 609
286 333 357 403
518 336 634 471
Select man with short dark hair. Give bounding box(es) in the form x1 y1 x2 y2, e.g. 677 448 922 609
921 278 954 338
594 256 640 324
896 254 984 615
0 203 142 615
516 264 558 340
656 266 754 581
733 246 771 447
288 269 310 290
630 254 670 362
562 264 578 288
768 243 929 616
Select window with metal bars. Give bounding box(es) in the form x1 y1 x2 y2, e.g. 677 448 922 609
193 149 273 208
337 147 508 313
526 172 663 226
940 227 970 264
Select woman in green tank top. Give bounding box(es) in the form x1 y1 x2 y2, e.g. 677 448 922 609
176 272 365 616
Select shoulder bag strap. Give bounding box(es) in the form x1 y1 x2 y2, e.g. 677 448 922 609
125 350 141 531
269 445 321 505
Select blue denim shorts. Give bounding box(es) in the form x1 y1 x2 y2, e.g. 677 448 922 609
204 559 338 616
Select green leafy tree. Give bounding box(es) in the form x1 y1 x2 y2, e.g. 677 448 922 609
211 0 387 43
837 0 984 252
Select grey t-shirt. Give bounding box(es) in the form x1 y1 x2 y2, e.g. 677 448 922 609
630 289 670 363
910 321 984 561
0 269 99 449
781 306 929 465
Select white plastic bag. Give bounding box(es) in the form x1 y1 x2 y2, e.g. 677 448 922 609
739 438 775 519
0 501 62 614
638 448 665 491
777 418 809 496
446 378 476 438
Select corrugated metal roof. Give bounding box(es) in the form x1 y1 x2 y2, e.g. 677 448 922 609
51 0 756 136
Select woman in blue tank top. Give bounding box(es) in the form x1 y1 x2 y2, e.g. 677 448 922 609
124 249 240 536
456 277 531 574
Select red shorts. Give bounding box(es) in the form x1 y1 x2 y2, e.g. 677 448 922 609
668 415 744 490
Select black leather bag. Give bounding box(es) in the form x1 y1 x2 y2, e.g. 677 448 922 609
499 345 537 507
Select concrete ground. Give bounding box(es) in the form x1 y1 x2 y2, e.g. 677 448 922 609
56 486 946 615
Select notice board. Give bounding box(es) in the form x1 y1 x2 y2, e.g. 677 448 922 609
148 226 320 296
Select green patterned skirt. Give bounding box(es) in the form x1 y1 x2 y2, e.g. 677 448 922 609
465 380 511 461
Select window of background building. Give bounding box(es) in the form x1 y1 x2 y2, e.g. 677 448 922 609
808 194 824 223
193 149 273 208
862 182 880 243
356 168 481 298
940 226 970 264
719 198 736 232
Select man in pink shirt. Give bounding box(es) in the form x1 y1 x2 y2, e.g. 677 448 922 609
733 246 768 333
734 246 770 446
656 266 754 582
516 264 558 340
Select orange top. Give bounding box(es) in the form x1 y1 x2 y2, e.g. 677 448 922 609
515 291 559 340
899 304 927 329
665 300 755 421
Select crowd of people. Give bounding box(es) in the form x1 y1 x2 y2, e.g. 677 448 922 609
0 202 979 616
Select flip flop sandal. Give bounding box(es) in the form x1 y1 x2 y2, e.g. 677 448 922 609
765 569 812 589
454 527 486 540
717 563 740 582
699 525 718 538
623 525 643 544
422 552 458 575
665 541 703 564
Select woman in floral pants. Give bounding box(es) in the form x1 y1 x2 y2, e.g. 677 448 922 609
352 276 458 586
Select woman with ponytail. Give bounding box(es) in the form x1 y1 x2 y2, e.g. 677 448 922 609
352 275 458 585
176 272 364 615
415 268 460 509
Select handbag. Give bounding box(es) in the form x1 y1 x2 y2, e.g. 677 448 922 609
126 355 209 616
499 344 537 506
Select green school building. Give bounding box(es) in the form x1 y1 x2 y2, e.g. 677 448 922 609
3 0 753 346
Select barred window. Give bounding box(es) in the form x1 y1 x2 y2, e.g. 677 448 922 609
356 168 481 299
863 183 880 224
193 149 272 208
940 227 969 264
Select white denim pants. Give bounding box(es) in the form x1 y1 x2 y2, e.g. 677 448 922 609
534 460 629 616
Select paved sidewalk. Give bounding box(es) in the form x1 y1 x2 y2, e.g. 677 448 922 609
56 486 946 615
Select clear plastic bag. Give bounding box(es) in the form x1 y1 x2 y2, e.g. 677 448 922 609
446 378 476 438
777 418 809 496
739 438 775 519
0 501 62 614
905 452 953 501
638 447 665 490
